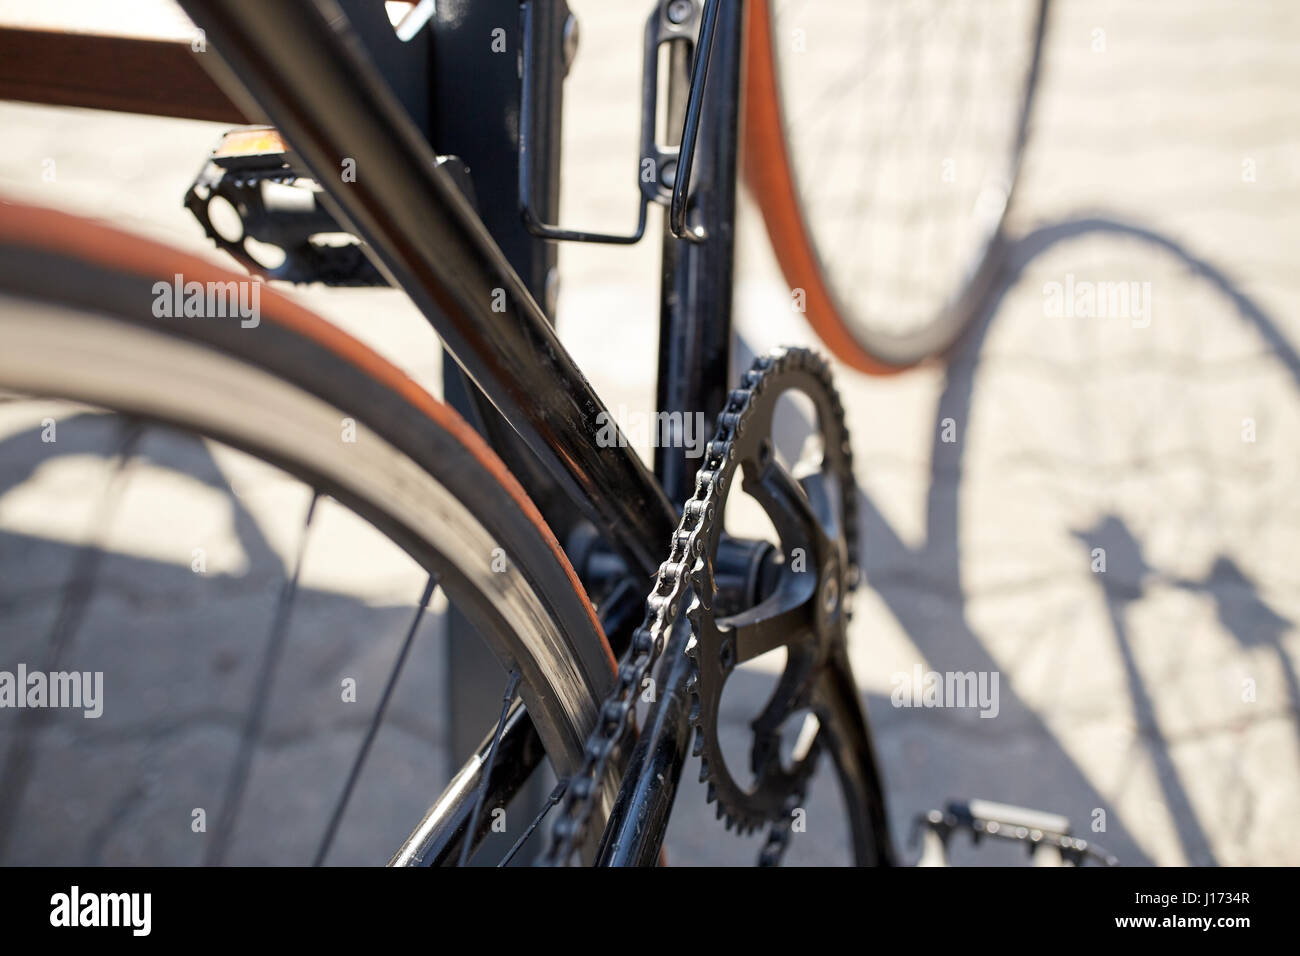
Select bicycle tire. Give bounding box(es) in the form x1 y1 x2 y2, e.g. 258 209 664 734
0 199 621 861
744 0 1049 372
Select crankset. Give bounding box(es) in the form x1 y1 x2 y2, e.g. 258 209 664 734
684 347 859 835
547 347 891 865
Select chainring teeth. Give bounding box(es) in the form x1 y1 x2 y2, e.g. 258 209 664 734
546 347 858 862
679 347 859 836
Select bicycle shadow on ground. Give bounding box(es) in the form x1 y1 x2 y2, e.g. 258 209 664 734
883 215 1299 865
1071 515 1298 868
742 214 1300 864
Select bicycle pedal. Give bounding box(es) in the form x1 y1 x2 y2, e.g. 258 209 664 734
184 127 387 286
912 799 1117 866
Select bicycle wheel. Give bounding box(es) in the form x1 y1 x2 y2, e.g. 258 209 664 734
745 0 1048 372
0 200 619 864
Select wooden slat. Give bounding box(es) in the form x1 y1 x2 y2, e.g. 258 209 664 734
0 27 249 123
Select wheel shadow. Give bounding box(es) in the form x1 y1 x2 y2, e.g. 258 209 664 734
741 214 1300 864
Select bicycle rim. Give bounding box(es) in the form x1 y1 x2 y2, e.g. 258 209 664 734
745 0 1049 371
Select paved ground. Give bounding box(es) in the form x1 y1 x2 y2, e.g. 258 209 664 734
0 0 1297 865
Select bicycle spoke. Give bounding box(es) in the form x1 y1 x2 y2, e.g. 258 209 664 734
498 779 566 868
37 420 144 669
456 669 520 867
204 490 319 866
0 417 142 859
312 571 438 866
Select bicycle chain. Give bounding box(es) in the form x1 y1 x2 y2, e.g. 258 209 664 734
544 347 858 865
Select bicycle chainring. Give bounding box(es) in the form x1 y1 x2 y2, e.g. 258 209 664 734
543 347 859 863
685 347 860 835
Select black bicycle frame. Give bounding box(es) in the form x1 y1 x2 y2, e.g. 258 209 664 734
177 0 679 582
176 0 892 866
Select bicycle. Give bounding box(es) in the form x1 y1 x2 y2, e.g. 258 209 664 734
0 0 1050 866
